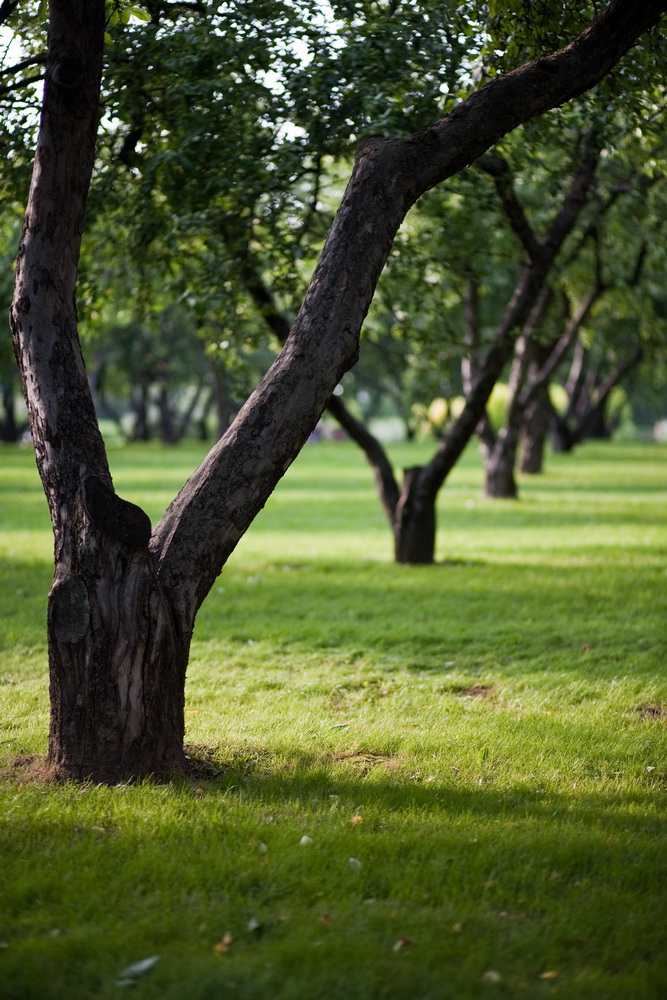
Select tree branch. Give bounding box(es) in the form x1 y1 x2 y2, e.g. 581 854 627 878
0 72 45 98
0 53 46 77
475 154 542 263
238 258 401 524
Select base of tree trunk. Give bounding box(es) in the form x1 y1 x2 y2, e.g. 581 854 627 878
47 544 190 783
485 464 518 499
551 426 575 452
520 393 550 474
394 467 436 564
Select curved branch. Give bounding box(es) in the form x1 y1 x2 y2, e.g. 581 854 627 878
476 154 542 263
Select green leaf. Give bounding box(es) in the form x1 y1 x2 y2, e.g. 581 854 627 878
129 6 152 20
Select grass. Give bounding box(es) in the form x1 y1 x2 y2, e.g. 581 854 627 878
0 438 666 999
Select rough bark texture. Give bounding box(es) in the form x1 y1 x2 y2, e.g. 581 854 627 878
10 0 667 779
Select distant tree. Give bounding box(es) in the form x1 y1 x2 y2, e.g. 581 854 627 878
9 0 667 781
473 142 664 493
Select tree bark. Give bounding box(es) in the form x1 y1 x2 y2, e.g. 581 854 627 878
485 432 520 498
393 467 436 564
11 0 667 780
520 385 552 473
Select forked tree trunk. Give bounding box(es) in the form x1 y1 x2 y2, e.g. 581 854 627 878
7 2 186 780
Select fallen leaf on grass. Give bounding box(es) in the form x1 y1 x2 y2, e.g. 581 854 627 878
481 970 503 983
348 857 362 869
539 970 558 979
213 933 234 954
350 814 363 825
392 937 412 951
117 955 160 986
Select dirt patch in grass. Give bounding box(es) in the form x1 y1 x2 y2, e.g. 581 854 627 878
183 743 276 779
2 754 56 783
327 748 401 774
458 683 497 699
637 703 667 721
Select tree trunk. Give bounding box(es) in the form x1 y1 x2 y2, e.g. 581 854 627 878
158 383 176 444
0 379 20 442
47 485 187 780
520 388 551 473
551 418 576 452
131 381 151 441
580 398 612 439
393 467 437 564
210 364 234 440
484 431 519 498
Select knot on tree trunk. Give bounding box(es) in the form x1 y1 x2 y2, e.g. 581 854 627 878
51 55 85 89
50 576 90 644
83 475 152 548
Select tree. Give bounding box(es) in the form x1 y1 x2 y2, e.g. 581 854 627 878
486 115 666 487
10 0 667 781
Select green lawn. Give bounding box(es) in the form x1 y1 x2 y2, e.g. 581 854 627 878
0 438 666 999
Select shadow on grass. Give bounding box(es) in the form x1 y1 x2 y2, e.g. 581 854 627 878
195 558 666 685
177 749 666 833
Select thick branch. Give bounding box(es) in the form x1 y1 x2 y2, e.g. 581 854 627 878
519 284 600 412
325 396 401 524
0 72 45 97
239 260 401 525
10 0 110 537
0 53 46 77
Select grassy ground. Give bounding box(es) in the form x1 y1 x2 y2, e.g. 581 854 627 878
0 438 666 999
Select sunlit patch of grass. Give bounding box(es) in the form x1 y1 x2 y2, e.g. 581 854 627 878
0 439 666 999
